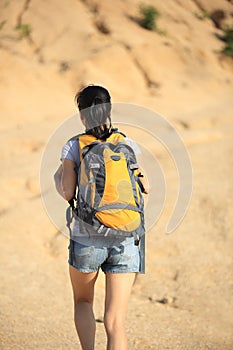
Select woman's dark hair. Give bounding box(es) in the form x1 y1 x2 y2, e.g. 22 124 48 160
75 85 112 140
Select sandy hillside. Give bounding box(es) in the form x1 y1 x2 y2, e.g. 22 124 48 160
0 0 233 349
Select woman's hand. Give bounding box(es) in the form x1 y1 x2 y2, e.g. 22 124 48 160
136 168 150 195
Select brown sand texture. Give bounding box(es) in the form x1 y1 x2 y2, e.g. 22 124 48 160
0 0 233 349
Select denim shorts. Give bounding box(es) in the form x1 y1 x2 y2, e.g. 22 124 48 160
68 238 140 273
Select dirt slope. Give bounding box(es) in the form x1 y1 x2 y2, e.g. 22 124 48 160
0 0 232 349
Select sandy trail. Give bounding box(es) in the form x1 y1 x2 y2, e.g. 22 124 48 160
0 0 233 348
0 98 232 349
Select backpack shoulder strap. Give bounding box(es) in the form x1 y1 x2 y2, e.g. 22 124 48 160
111 128 126 137
78 134 99 161
68 132 85 142
78 134 98 148
107 129 127 145
69 129 127 160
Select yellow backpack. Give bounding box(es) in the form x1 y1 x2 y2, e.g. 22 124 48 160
69 129 145 241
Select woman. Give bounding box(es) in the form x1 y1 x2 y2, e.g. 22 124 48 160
54 85 148 350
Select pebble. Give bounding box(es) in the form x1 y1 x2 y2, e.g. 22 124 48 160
96 316 104 323
148 295 177 306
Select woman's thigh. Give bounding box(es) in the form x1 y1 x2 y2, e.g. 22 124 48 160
69 265 99 304
104 273 136 319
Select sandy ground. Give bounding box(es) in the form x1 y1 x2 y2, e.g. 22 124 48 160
0 0 233 349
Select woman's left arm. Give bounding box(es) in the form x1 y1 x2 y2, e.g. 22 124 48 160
61 158 77 201
54 164 64 197
54 159 77 201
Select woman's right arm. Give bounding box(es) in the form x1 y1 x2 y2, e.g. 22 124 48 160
136 167 150 194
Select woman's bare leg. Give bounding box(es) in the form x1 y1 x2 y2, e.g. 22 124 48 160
104 273 136 350
69 265 99 350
